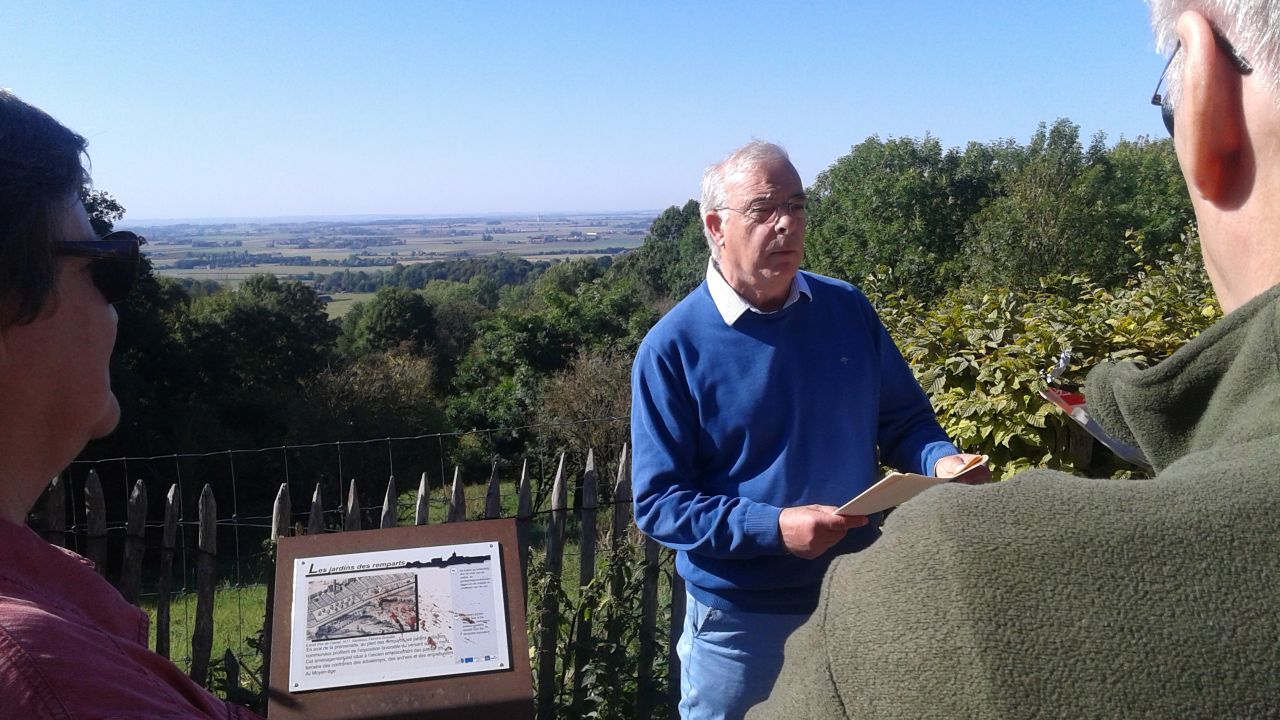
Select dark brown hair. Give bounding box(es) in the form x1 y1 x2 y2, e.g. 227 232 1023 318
0 90 89 328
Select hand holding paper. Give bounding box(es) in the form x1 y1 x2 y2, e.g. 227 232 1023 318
935 453 992 484
833 455 990 517
780 505 868 559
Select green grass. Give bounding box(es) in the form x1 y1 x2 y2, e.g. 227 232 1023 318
324 291 378 319
141 584 268 682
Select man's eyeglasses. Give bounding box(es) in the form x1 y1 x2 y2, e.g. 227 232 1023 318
717 199 807 224
53 231 142 304
1151 31 1254 137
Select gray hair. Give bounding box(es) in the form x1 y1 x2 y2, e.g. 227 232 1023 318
1147 0 1280 107
699 140 793 262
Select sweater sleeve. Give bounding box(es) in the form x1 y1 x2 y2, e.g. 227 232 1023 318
866 302 957 475
630 342 787 559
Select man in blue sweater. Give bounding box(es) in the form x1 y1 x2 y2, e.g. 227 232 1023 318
630 140 985 719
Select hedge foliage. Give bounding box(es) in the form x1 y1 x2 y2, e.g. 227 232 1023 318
867 231 1220 478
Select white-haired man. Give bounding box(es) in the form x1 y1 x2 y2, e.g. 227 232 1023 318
630 141 985 719
749 3 1280 717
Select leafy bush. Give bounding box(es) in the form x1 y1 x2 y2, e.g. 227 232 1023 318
867 231 1218 478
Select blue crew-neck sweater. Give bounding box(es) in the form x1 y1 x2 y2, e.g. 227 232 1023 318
631 271 957 614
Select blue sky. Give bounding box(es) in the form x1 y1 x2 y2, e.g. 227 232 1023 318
2 1 1169 222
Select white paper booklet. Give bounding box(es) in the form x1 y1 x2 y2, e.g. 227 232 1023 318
833 456 988 516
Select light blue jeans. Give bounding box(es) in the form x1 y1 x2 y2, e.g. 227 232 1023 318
677 591 811 720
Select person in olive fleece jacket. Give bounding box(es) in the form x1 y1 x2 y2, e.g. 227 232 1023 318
748 2 1280 717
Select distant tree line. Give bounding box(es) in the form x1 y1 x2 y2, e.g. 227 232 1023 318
314 254 553 293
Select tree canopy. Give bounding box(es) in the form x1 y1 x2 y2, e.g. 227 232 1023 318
805 119 1192 296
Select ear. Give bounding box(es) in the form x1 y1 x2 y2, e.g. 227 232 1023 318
1175 11 1249 204
704 211 726 247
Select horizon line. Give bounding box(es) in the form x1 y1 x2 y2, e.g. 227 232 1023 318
125 209 669 227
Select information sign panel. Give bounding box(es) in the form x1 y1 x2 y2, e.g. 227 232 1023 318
268 519 532 720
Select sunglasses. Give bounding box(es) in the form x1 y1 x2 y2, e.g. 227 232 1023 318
52 231 143 304
1151 31 1254 137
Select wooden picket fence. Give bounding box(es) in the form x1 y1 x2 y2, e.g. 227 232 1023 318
33 445 683 719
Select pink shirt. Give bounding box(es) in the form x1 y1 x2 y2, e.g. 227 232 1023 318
0 519 263 719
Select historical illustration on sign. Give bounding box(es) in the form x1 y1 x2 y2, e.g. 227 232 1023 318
288 541 509 692
307 573 420 641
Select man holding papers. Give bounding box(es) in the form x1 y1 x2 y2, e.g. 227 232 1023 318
750 2 1280 717
630 140 985 720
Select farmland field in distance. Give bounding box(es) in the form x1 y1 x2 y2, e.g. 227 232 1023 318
140 213 655 299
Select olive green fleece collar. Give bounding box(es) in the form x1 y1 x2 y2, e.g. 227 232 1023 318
1084 283 1280 472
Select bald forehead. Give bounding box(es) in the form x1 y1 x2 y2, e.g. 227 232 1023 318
725 157 804 203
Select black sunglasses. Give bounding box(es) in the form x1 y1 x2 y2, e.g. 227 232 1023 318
52 231 143 304
1151 31 1254 137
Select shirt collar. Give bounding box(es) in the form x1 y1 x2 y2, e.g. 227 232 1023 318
706 257 811 326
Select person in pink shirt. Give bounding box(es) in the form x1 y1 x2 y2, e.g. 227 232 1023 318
0 89 264 719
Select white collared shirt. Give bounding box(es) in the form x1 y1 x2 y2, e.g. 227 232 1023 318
706 257 812 326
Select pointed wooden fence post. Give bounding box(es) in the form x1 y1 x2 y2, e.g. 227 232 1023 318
84 469 108 576
447 467 466 523
156 484 180 659
415 472 430 525
41 474 66 547
637 535 662 719
484 461 502 519
571 450 600 708
120 479 147 604
223 648 242 704
535 453 567 720
272 484 292 541
610 445 630 549
344 480 362 531
190 485 217 686
262 482 291 695
668 571 686 714
607 445 631 651
307 484 324 535
381 475 398 529
516 459 533 598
